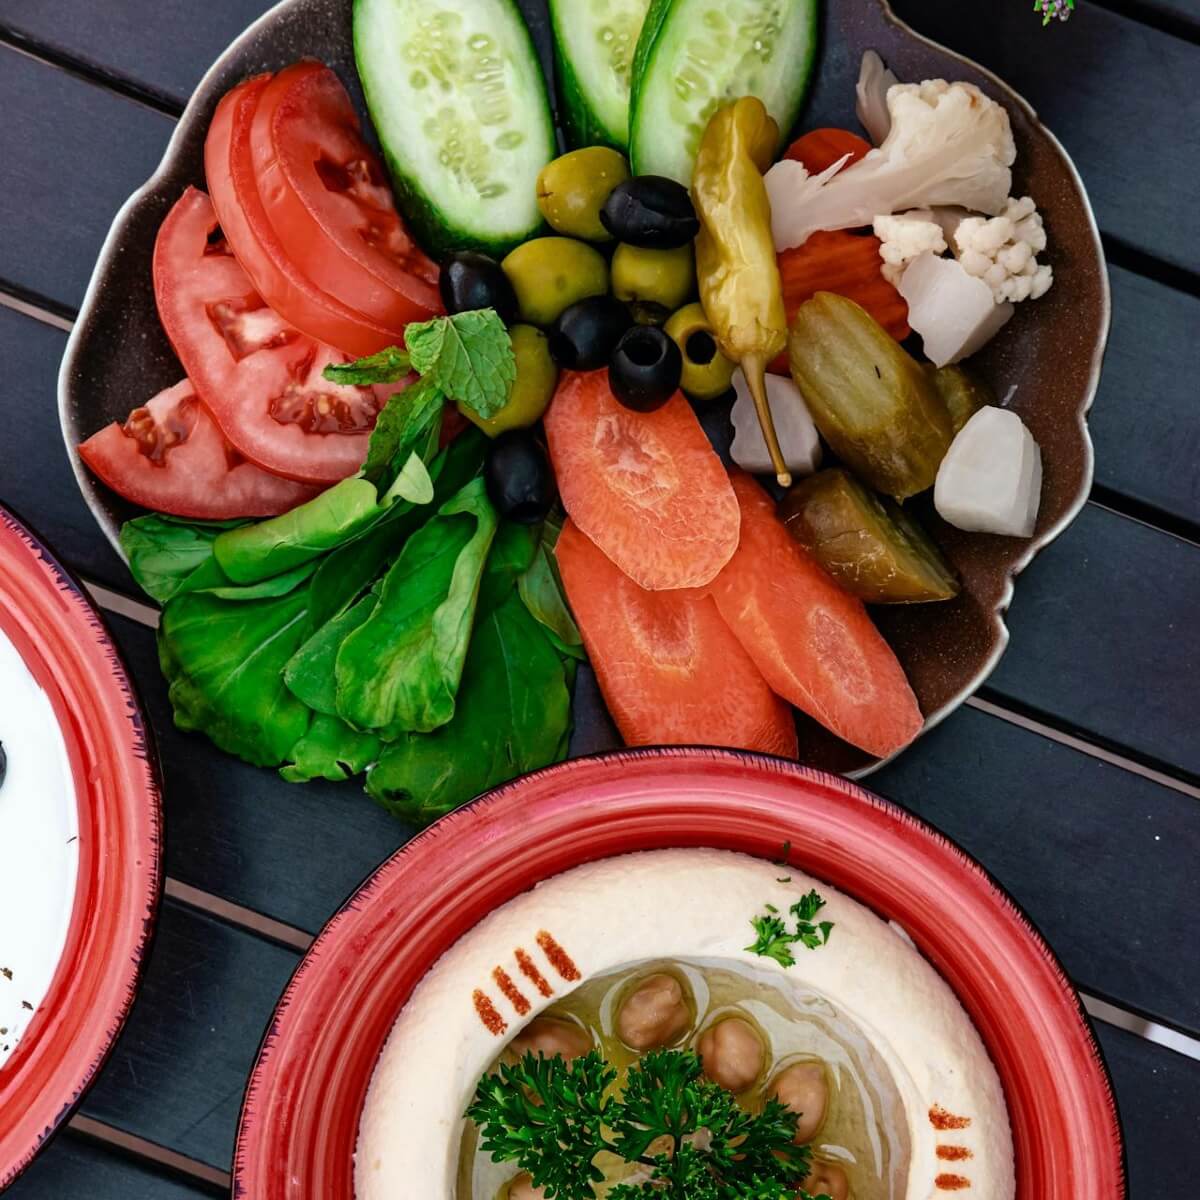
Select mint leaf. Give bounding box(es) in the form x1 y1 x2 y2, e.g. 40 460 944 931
322 345 410 386
405 309 515 420
361 376 445 489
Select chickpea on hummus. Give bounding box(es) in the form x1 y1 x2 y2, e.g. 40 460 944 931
356 850 1013 1199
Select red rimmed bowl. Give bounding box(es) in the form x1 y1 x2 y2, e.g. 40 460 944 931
0 508 162 1189
234 749 1123 1198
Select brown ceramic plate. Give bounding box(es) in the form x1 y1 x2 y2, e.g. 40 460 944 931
57 0 1109 776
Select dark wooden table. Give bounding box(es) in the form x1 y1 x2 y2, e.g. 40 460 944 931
1 0 1198 1194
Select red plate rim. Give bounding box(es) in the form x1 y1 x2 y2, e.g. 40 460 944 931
0 507 163 1189
234 748 1125 1199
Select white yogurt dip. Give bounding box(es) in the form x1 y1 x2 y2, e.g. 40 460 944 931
0 626 79 1068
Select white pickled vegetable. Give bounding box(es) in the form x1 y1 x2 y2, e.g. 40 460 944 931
855 50 899 145
898 252 1014 366
730 370 821 478
934 406 1042 537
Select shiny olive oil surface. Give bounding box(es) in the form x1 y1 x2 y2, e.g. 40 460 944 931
458 957 911 1199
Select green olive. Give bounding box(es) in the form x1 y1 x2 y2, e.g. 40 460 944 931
663 303 736 400
501 237 609 327
537 148 630 242
460 325 558 437
611 244 696 324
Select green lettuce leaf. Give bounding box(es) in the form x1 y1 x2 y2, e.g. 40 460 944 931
335 477 498 734
280 713 381 784
365 591 571 824
404 310 515 420
157 587 313 767
283 591 379 715
120 514 238 603
518 517 584 655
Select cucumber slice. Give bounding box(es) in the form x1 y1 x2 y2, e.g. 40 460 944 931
629 0 818 184
549 0 652 150
354 0 556 258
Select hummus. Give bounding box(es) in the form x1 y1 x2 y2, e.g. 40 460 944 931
0 627 79 1068
356 849 1014 1199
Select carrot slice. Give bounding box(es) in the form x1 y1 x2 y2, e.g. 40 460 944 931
784 128 872 174
557 520 798 756
709 472 923 758
544 370 740 591
770 230 910 373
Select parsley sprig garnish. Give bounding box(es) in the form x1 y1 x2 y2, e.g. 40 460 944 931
467 1048 831 1199
746 890 834 968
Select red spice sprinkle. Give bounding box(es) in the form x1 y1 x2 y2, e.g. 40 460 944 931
937 1146 973 1161
929 1105 972 1130
515 948 553 997
473 989 506 1036
936 1174 971 1190
537 931 581 981
493 968 531 1016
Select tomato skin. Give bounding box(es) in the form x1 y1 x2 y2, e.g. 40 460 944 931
709 472 923 758
784 128 872 174
153 187 380 485
556 519 798 756
249 63 441 330
205 75 401 357
79 380 318 519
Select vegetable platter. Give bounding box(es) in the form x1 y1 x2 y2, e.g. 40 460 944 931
59 0 1109 821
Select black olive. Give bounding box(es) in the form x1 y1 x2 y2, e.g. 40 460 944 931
0 741 5 792
548 296 632 370
600 176 700 249
439 251 519 325
485 431 555 525
610 326 683 413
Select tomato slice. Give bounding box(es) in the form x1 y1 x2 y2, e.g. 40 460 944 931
249 63 440 333
153 187 382 485
205 75 401 357
556 519 797 755
79 379 318 519
709 472 923 758
544 370 740 590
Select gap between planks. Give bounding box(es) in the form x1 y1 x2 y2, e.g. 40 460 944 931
66 1115 230 1193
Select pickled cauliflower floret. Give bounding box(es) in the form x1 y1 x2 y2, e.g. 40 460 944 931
873 209 947 286
954 196 1053 302
767 78 1015 251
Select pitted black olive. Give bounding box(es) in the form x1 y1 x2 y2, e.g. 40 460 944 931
600 176 700 249
548 296 632 370
609 326 683 413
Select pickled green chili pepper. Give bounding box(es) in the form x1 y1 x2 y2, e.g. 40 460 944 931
693 97 792 486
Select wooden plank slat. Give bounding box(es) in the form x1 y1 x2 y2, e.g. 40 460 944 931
4 1133 217 1200
0 44 172 311
73 899 298 1171
103 606 1200 1038
1095 1023 1200 1198
0 306 130 589
891 0 1200 277
985 504 1200 777
1090 266 1200 528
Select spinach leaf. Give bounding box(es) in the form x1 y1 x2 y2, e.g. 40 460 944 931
405 310 514 420
280 714 381 784
284 591 379 715
478 521 539 618
213 477 382 585
385 451 435 505
322 345 411 386
120 514 236 603
336 477 498 734
157 587 313 767
365 591 571 824
194 559 320 601
306 428 487 630
518 517 584 655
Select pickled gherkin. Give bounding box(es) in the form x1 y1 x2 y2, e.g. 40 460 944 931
787 292 953 500
929 364 996 435
779 468 959 604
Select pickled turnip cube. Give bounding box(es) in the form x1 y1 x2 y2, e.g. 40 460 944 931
730 369 822 477
934 406 1042 537
898 252 1014 366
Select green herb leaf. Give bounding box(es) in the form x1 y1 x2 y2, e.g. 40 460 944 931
746 890 834 967
365 590 571 825
404 309 515 420
360 375 444 490
322 345 411 386
279 713 380 784
120 514 240 603
157 587 313 767
335 477 497 734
